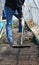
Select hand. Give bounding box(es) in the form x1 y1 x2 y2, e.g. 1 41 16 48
23 2 26 7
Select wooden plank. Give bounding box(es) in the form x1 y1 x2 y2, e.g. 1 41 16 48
26 20 39 45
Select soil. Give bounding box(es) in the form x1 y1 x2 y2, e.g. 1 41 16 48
0 25 39 65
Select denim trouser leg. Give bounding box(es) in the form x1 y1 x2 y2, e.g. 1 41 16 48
4 6 22 44
14 11 22 32
18 19 22 32
5 6 14 44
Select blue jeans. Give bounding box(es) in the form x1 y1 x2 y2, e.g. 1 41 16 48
4 6 22 44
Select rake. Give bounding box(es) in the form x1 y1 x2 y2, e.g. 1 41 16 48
21 24 24 45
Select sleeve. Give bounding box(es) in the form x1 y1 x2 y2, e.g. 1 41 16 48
22 0 25 5
17 7 23 18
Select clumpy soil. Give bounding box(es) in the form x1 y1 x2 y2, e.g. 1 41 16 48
0 25 39 65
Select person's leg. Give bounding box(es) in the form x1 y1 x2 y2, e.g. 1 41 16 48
18 19 22 32
17 7 23 32
14 10 22 32
4 6 14 44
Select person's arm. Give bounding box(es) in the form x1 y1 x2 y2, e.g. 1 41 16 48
22 0 25 5
18 7 25 27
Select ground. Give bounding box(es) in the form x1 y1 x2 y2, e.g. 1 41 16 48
0 25 39 65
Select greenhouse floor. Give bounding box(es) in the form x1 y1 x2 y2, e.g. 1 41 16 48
0 27 39 65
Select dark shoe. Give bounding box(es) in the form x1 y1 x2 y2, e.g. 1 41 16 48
10 41 18 47
18 30 22 33
2 17 6 20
